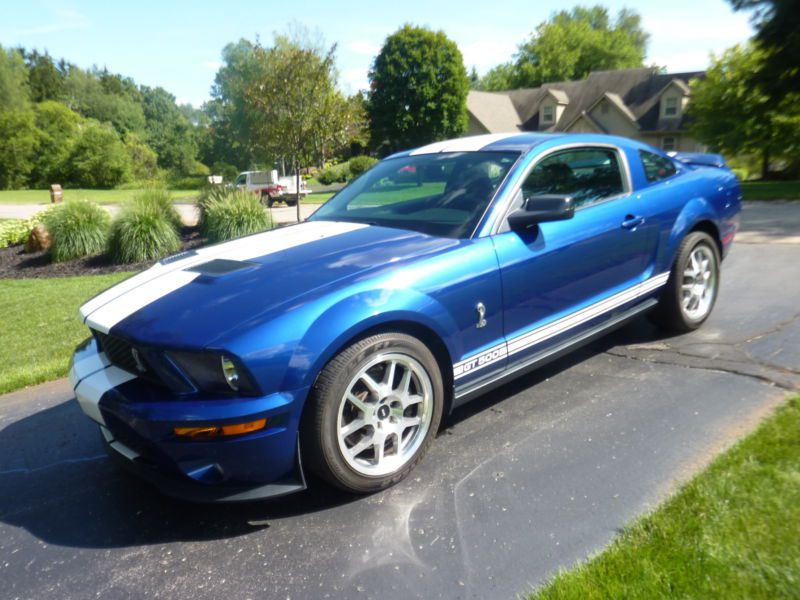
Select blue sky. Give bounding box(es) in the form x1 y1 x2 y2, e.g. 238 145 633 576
1 0 753 107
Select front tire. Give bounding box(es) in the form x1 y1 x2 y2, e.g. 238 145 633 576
650 231 720 332
302 333 443 493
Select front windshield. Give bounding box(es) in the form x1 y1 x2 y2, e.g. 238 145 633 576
310 151 519 238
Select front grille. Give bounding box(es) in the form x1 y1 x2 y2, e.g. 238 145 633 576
97 333 142 375
93 331 194 394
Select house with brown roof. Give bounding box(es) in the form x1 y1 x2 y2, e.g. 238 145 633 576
467 68 706 153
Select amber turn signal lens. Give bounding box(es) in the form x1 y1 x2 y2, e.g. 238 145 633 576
174 418 267 439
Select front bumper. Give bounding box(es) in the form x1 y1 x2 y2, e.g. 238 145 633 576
69 338 308 502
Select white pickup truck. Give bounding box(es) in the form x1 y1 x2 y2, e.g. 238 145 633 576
233 170 310 207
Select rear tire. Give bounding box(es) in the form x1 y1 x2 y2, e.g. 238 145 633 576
285 198 298 207
302 333 443 493
650 231 720 332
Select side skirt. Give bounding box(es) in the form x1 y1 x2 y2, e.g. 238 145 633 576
452 299 657 408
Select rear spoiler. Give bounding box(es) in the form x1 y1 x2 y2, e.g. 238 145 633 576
668 152 727 169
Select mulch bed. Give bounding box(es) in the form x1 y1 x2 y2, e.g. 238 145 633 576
0 227 207 279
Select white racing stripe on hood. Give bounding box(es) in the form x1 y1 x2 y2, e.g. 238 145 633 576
81 221 367 334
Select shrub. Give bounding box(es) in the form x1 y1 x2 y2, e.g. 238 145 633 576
317 164 348 185
131 188 182 230
0 218 37 248
63 121 133 188
347 155 378 178
43 200 110 262
201 189 272 243
108 202 181 264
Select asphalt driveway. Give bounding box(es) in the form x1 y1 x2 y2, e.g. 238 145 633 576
1 205 798 599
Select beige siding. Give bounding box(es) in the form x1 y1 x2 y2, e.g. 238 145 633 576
589 99 638 136
466 113 489 136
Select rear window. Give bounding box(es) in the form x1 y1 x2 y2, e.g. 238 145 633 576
640 151 677 183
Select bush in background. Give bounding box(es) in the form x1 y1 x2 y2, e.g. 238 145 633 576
316 155 378 185
43 200 110 262
316 163 348 185
62 121 132 188
108 198 181 264
347 155 378 178
201 188 271 243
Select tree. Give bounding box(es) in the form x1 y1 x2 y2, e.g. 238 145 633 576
481 6 648 90
728 0 800 100
64 67 146 134
32 101 81 186
201 39 259 170
22 48 65 102
0 46 30 111
368 25 469 152
688 44 800 179
141 86 197 174
0 110 39 189
243 31 350 221
63 121 132 188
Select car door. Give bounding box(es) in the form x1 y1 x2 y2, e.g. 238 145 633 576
491 144 658 368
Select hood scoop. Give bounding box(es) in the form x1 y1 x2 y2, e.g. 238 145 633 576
185 259 259 277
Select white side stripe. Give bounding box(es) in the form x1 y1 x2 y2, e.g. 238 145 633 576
74 366 136 425
81 221 367 334
453 272 670 380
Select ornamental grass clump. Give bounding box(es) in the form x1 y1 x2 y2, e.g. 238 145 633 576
108 200 181 264
201 189 272 243
42 200 110 262
131 188 183 230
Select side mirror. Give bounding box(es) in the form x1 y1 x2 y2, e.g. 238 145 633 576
507 194 575 230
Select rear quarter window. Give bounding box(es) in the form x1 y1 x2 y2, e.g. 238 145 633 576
640 150 677 183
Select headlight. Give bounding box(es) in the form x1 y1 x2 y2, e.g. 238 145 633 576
168 351 258 395
220 355 239 391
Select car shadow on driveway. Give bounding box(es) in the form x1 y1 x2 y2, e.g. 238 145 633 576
0 318 674 550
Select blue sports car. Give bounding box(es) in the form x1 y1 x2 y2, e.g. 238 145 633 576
70 133 740 501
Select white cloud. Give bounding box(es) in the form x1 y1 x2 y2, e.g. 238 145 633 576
204 60 222 71
15 7 90 36
341 67 369 93
459 38 518 74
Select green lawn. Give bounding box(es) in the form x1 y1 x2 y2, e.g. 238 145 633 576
0 189 198 205
740 180 800 201
530 395 800 599
0 273 132 394
304 192 335 204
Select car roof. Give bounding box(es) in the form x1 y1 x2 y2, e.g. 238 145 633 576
386 133 566 159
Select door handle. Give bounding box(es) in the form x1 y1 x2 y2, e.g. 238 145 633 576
621 215 645 230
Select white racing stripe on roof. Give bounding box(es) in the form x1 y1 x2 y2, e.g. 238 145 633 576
81 221 367 334
409 133 521 155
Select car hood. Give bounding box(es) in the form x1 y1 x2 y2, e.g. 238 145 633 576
80 220 461 348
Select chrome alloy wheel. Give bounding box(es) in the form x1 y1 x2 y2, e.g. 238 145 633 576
681 244 717 320
336 352 434 477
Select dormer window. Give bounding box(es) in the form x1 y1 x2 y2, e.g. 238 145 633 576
542 104 555 125
663 96 679 118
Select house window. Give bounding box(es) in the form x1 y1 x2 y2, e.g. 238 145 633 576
663 96 679 117
542 104 555 125
662 137 676 152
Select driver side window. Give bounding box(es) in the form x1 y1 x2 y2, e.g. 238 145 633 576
522 147 626 209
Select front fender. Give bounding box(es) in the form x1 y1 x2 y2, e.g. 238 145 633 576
659 195 720 272
285 287 460 391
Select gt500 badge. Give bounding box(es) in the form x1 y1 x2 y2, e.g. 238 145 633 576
453 345 508 379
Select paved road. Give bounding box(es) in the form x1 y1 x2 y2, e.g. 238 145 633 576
1 212 798 599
